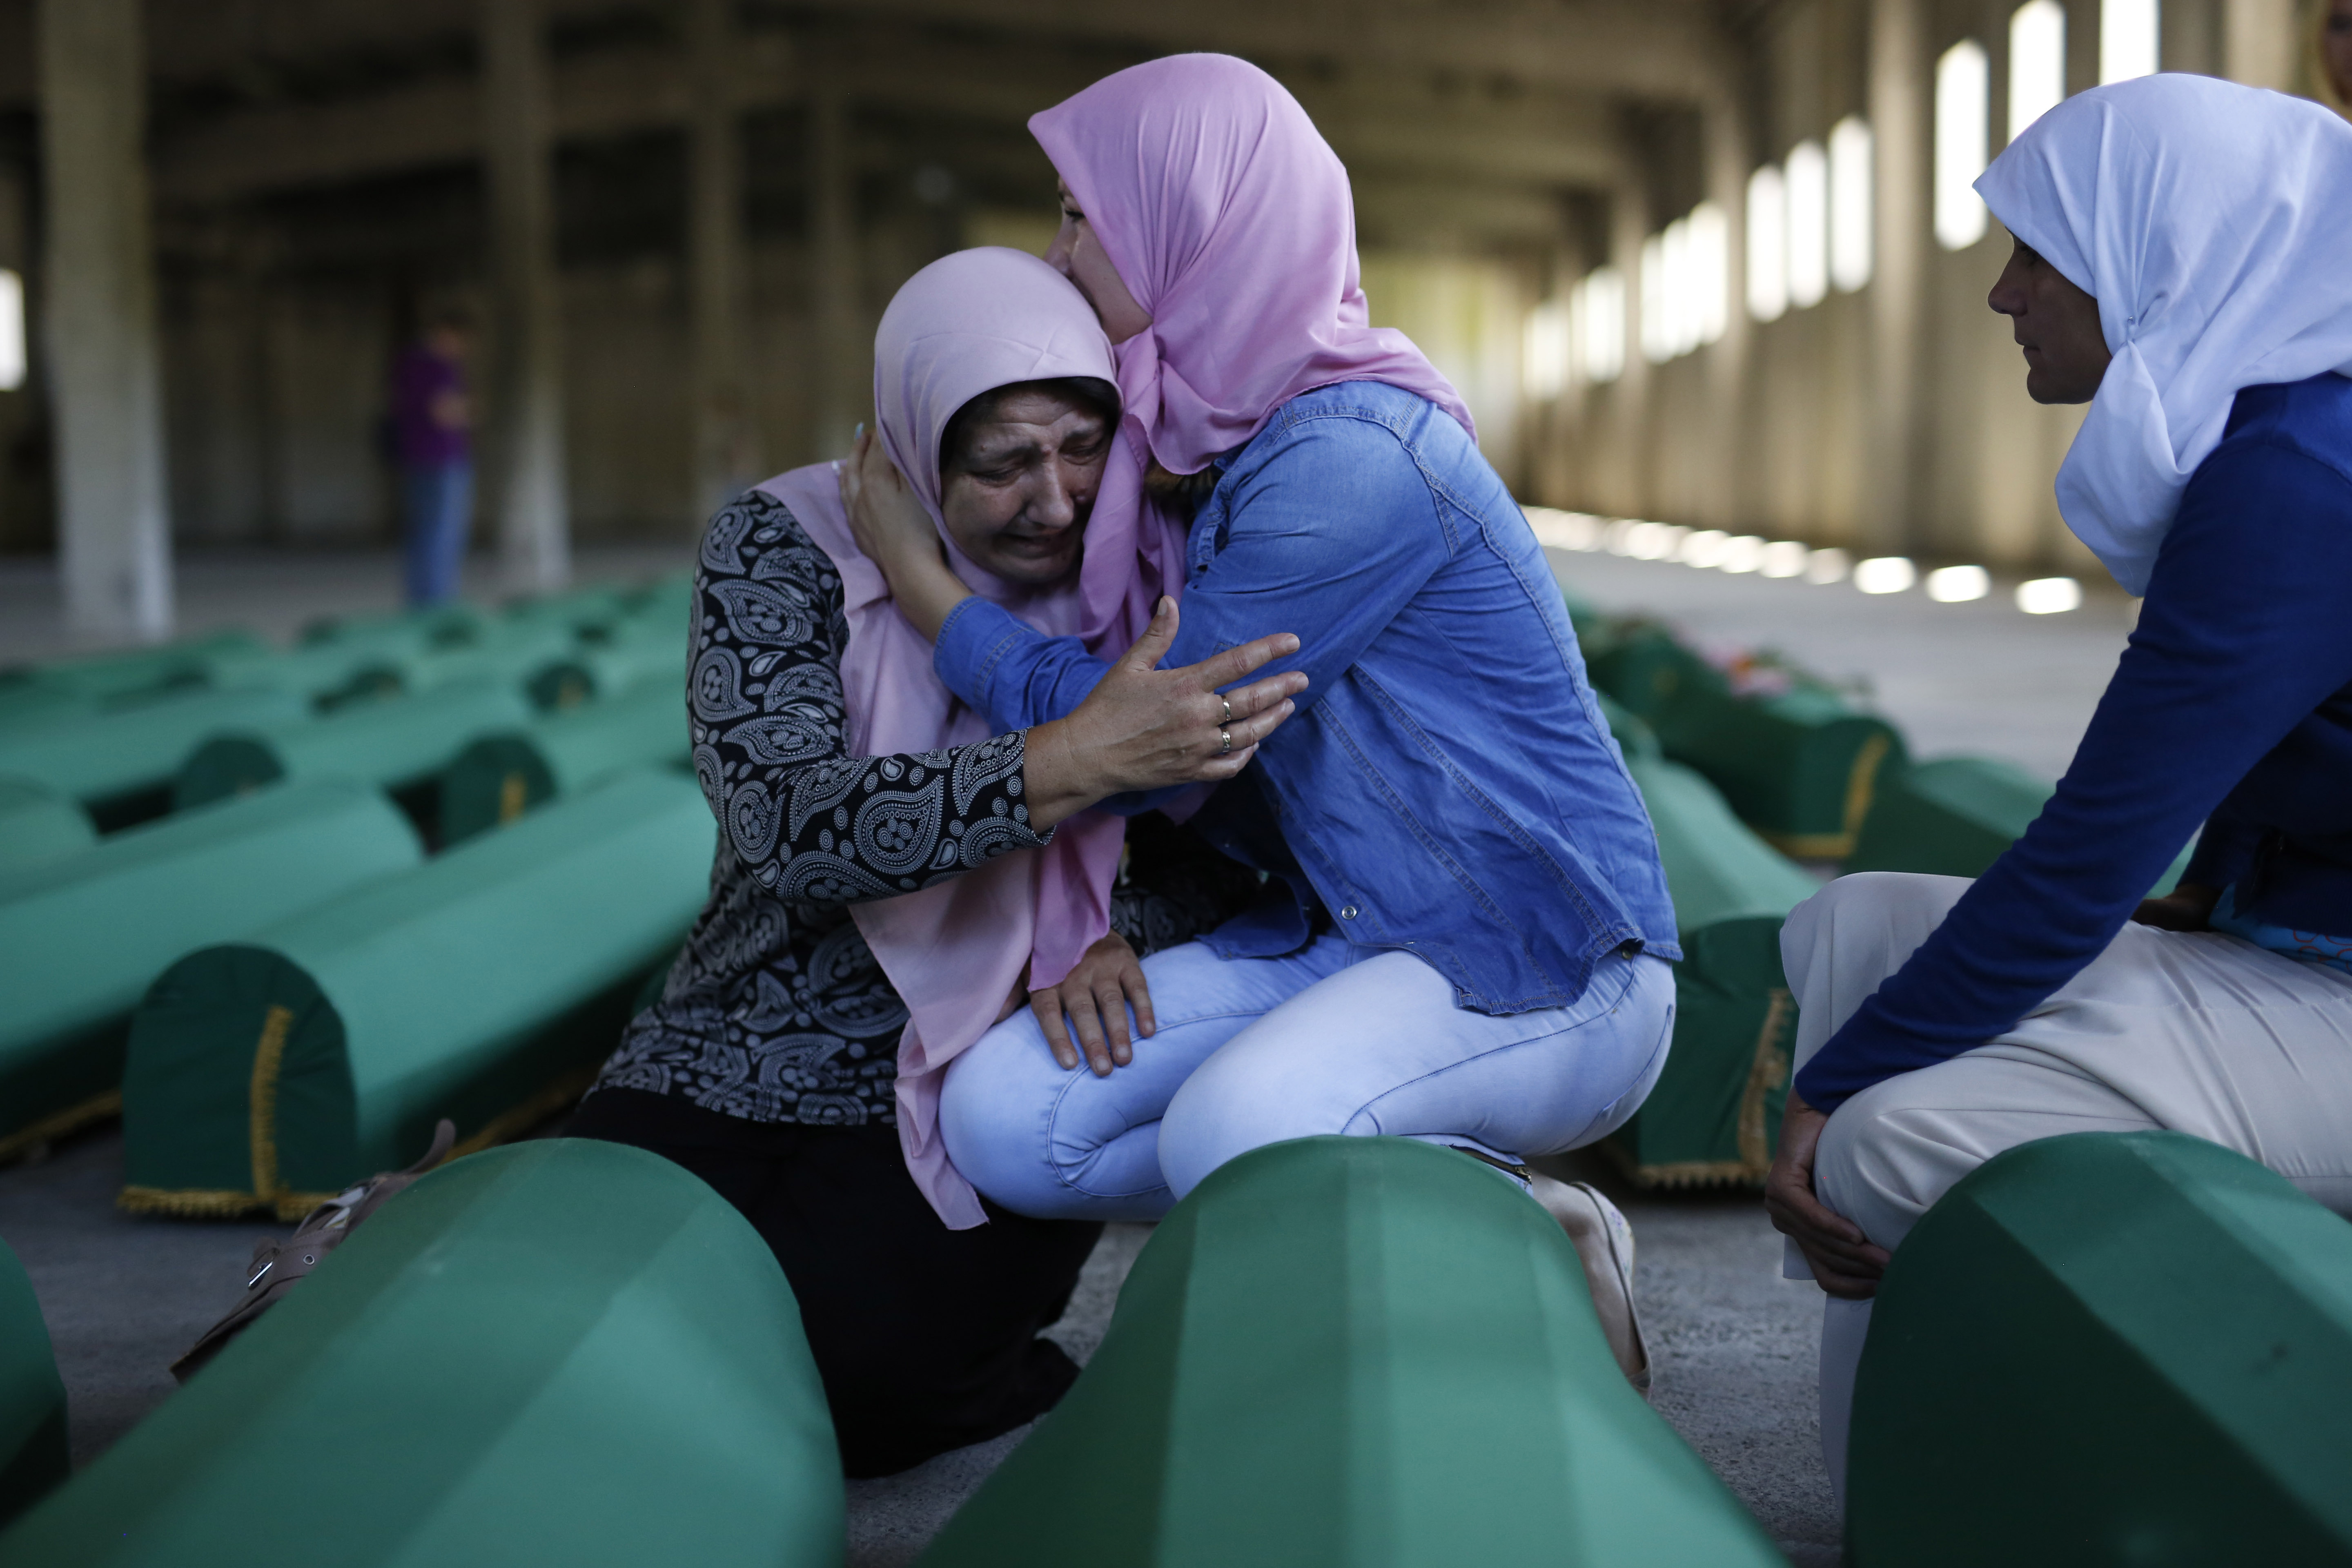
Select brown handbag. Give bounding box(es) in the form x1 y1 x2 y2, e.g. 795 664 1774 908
169 1120 456 1382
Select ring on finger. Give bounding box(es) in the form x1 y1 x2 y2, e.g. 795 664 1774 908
1220 695 1233 723
1217 726 1233 755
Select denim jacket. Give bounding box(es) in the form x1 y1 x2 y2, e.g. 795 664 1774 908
935 380 1678 1013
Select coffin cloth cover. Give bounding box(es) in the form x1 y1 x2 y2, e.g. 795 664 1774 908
0 1139 845 1567
118 768 711 1219
0 780 421 1163
0 1235 67 1530
1849 1131 2352 1567
918 1136 1784 1568
438 677 690 846
1603 755 1818 1188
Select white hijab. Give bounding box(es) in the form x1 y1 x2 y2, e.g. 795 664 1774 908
1976 75 2352 595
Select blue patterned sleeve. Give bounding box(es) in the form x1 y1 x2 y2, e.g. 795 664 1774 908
688 490 1050 904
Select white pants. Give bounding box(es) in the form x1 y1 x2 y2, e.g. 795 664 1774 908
1784 873 2352 1504
938 933 1676 1222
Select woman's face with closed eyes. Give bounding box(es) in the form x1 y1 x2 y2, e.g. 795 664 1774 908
938 386 1114 586
1045 177 1154 345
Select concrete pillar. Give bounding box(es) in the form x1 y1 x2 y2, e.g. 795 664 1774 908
1863 0 1928 554
1701 98 1753 530
2222 0 2302 88
686 0 756 520
38 0 173 643
1603 171 1652 517
482 0 570 592
808 71 860 462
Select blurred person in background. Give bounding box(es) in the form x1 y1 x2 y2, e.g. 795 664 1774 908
571 247 1293 1476
1766 76 2352 1509
2322 0 2352 116
390 311 474 605
844 53 1671 1394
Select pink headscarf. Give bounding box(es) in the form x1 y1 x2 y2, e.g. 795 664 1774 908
761 247 1187 1229
1029 52 1476 481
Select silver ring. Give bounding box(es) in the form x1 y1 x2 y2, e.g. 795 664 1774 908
1217 726 1233 756
1220 695 1233 723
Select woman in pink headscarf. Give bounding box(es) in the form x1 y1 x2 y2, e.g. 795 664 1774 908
847 55 1675 1392
570 245 1301 1475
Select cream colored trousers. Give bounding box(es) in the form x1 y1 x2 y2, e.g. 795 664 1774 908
1780 872 2352 1506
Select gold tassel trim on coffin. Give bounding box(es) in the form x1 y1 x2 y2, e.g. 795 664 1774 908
116 1065 603 1223
1760 731 1895 862
0 1089 125 1166
1608 987 1797 1190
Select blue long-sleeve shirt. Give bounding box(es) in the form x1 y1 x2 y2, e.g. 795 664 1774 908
935 380 1678 1014
1797 372 2352 1111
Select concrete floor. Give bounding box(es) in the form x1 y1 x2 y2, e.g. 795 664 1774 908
0 540 2134 1564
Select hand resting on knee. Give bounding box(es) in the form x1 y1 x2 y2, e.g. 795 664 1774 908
1029 930 1156 1077
1766 1091 1893 1298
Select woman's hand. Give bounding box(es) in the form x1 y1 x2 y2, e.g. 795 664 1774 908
1764 1091 1890 1299
2133 881 2220 932
1031 931 1156 1076
1022 597 1309 829
839 424 970 641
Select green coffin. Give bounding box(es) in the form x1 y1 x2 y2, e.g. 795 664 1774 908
0 774 96 872
300 602 487 659
197 638 411 712
172 677 535 813
0 686 307 816
0 781 422 1163
1604 755 1817 1188
0 1139 844 1568
120 768 714 1218
1844 755 2200 896
0 628 263 705
0 1236 67 1530
523 621 688 712
441 678 690 845
919 1136 1784 1568
1849 1131 2352 1567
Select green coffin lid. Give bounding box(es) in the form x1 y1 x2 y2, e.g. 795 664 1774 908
0 774 96 873
120 767 714 1217
523 621 688 713
1849 1131 2352 1567
1595 690 1662 761
0 1235 67 1531
1652 683 1906 860
441 678 690 845
0 686 307 807
300 602 488 658
0 1139 844 1568
0 781 422 1162
173 677 534 811
0 627 264 704
1585 623 1726 726
197 638 412 711
919 1136 1784 1568
1605 756 1817 1189
1844 755 2199 897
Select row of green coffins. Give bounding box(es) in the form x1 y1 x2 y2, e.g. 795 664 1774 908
117 767 712 1217
0 1139 847 1563
0 1236 67 1533
0 1135 1779 1567
0 577 687 824
1849 1131 2352 1566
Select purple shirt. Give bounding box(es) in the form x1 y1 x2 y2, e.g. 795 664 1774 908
392 346 469 468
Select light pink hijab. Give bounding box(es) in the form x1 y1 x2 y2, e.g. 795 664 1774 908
1029 52 1475 483
761 247 1187 1229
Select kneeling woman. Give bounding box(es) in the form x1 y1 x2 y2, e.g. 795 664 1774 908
571 248 1294 1476
1766 77 2352 1501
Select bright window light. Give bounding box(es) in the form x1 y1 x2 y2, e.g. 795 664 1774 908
2016 575 2083 613
1746 166 1788 323
2009 0 2068 140
2102 0 2159 82
0 270 22 393
1662 217 1697 359
1639 234 1670 364
1935 41 1991 250
1806 547 1852 584
1760 540 1811 578
1785 139 1829 310
1719 535 1767 574
1689 202 1729 347
1828 118 1873 294
1572 267 1625 384
1524 301 1570 400
1524 508 1605 552
1681 529 1730 568
1855 555 1918 593
1925 564 1991 601
1624 521 1688 561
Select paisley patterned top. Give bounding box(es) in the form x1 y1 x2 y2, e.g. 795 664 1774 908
591 489 1259 1129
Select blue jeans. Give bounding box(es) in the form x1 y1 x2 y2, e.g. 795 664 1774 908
402 459 474 606
937 935 1676 1222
